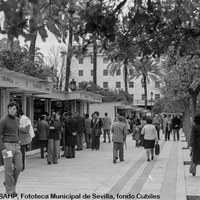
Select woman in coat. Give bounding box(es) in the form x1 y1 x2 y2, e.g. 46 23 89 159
189 113 200 176
84 113 92 148
141 117 158 162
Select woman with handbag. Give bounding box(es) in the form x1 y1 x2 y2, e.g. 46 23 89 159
91 111 102 150
189 113 200 176
141 118 158 162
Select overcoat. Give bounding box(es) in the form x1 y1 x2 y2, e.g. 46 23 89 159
190 124 200 164
65 117 77 146
37 120 49 141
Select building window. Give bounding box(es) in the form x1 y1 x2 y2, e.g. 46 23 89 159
103 57 109 63
103 70 108 76
116 69 121 76
116 82 121 88
91 57 94 64
79 57 84 64
155 94 160 100
78 70 83 76
129 82 134 88
155 81 160 88
91 70 93 76
129 69 134 75
142 94 146 100
103 82 108 88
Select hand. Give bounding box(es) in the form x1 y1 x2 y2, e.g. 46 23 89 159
1 149 8 157
72 132 76 136
189 146 192 151
49 126 55 130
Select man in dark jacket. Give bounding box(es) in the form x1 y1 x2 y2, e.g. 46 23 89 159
65 112 78 158
172 114 181 141
75 112 85 150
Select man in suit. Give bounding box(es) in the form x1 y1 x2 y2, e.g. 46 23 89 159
102 112 112 143
75 112 85 150
172 114 181 141
91 111 102 150
65 112 78 158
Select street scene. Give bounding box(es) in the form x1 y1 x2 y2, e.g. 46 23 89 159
1 0 200 200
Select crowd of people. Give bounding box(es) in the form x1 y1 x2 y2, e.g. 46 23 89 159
1 100 200 195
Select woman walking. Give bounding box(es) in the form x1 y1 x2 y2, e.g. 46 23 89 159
189 113 200 176
47 112 63 165
141 118 158 162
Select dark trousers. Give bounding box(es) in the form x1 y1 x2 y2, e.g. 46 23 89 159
85 134 92 148
156 127 160 140
189 162 197 174
165 130 171 141
92 135 100 150
20 145 28 170
66 145 75 158
77 132 83 150
173 129 180 141
103 130 111 142
40 140 48 158
113 142 124 160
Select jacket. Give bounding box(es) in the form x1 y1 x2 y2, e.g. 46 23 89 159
172 117 181 129
48 120 63 140
111 121 127 143
102 116 112 130
65 117 77 146
84 118 92 134
19 115 31 145
141 124 158 141
91 118 102 137
75 115 85 133
190 124 200 164
37 120 49 141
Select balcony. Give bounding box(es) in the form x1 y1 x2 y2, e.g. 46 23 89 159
133 99 155 106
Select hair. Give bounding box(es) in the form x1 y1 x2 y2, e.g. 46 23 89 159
194 113 200 125
44 111 49 117
67 112 72 117
94 111 99 116
85 113 89 118
17 108 24 116
56 111 61 116
146 117 152 124
41 115 46 120
118 116 124 122
105 112 108 116
7 101 18 109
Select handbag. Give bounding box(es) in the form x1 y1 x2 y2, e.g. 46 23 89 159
155 141 160 155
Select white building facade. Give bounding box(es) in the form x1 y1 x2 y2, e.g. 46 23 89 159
70 47 162 108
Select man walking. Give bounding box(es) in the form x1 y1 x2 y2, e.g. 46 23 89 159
111 116 127 163
102 113 112 143
172 114 181 141
0 102 22 194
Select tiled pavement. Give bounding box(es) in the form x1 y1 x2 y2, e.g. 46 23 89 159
0 130 199 200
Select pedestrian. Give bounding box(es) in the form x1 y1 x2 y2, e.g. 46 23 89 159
165 115 172 141
65 112 78 158
37 115 49 158
125 116 131 134
111 116 127 163
189 113 200 176
0 101 22 194
84 113 92 148
141 117 158 162
153 114 161 140
61 112 68 157
18 109 33 171
75 112 85 151
91 111 102 150
132 125 141 147
172 114 181 141
47 112 63 164
102 112 112 143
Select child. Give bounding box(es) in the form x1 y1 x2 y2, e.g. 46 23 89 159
132 125 141 147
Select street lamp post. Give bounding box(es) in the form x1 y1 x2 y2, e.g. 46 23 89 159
150 92 153 117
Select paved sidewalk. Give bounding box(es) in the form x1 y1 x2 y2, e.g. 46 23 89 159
0 130 196 200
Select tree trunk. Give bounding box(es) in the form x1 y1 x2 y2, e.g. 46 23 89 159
191 94 197 120
29 33 37 62
93 34 97 85
65 12 73 92
124 59 128 93
143 74 147 109
7 34 14 52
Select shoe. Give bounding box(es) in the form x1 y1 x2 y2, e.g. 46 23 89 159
109 141 111 143
3 182 5 186
192 173 196 176
53 162 58 164
66 156 72 159
47 162 52 165
86 147 90 148
151 156 154 160
147 158 150 162
61 154 66 157
103 141 106 143
120 159 124 162
113 158 116 163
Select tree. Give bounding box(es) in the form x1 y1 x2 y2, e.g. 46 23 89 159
129 56 162 108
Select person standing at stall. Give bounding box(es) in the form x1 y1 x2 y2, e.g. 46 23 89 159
102 112 112 143
0 102 22 194
37 115 49 158
65 112 78 158
84 114 92 148
47 112 63 164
